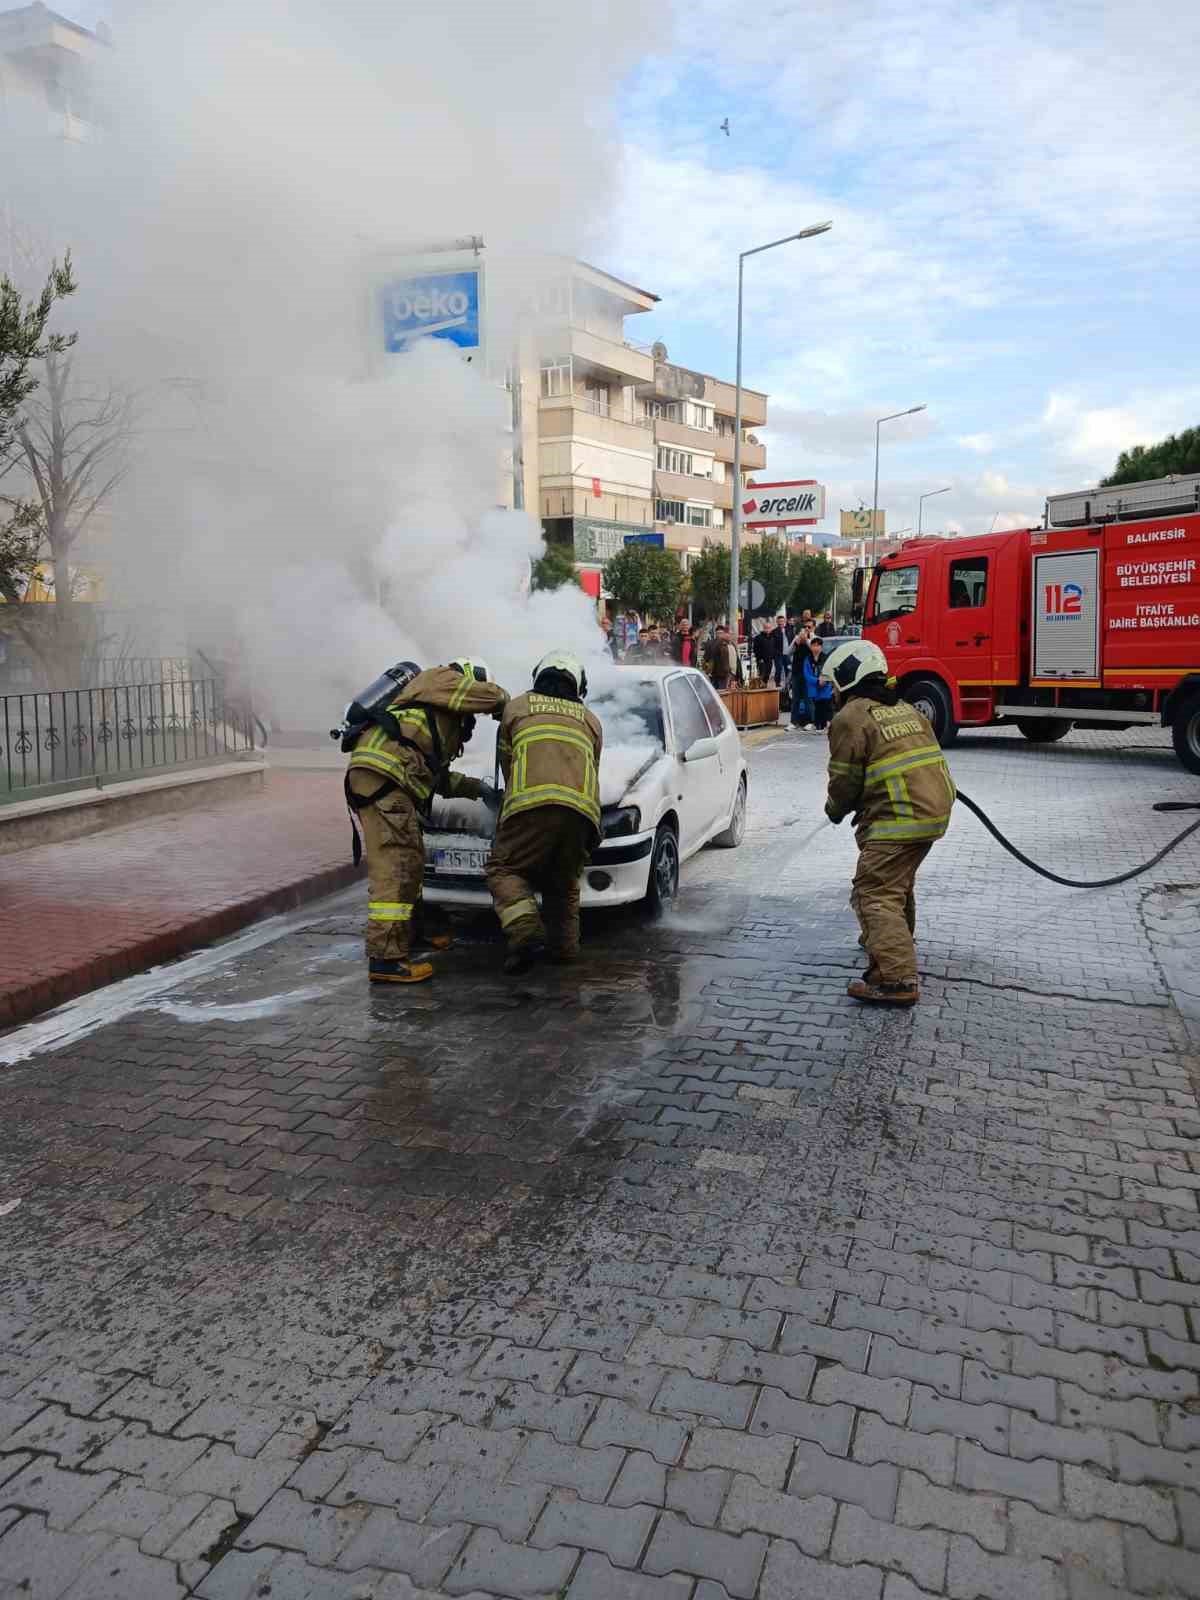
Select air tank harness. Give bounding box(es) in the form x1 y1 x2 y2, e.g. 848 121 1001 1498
955 791 1200 890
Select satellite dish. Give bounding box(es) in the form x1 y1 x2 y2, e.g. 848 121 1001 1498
651 342 668 361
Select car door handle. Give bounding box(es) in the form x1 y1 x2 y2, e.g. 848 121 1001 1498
905 636 919 644
974 633 990 646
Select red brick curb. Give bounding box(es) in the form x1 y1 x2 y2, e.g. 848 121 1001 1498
0 860 361 1032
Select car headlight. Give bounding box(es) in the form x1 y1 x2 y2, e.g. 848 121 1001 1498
602 805 641 838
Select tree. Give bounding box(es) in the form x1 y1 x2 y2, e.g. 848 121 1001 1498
744 534 792 615
1 254 76 472
530 538 579 593
788 550 837 615
0 348 134 685
602 543 683 620
1101 426 1200 486
687 539 730 620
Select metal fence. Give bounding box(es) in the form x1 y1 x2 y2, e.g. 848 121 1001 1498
92 656 195 688
1 677 259 798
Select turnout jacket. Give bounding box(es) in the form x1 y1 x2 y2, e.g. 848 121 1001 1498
824 692 956 846
348 666 507 809
497 691 604 840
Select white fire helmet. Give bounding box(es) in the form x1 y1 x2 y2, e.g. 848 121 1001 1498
532 650 588 698
450 657 490 682
820 639 890 693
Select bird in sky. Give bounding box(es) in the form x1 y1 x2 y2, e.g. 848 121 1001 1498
720 118 730 136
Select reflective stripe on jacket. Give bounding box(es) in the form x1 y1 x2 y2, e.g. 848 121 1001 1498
825 693 956 845
498 691 604 836
347 665 507 805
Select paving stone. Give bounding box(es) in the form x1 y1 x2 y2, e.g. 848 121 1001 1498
868 1338 962 1399
491 1383 595 1444
717 1344 814 1401
337 1508 469 1586
531 1491 656 1567
813 1366 912 1425
51 1535 188 1599
1123 1526 1200 1597
909 1388 1009 1450
789 1441 900 1521
1057 1385 1159 1446
325 1404 432 1461
1114 1434 1200 1491
564 1355 665 1408
1062 1465 1178 1540
408 1419 524 1477
957 1442 1060 1511
752 1389 854 1454
662 1268 749 1308
236 1487 362 1565
655 1374 755 1428
1010 1414 1112 1470
609 1450 668 1509
509 1433 625 1500
0 1513 112 1597
628 1332 725 1379
0 1459 117 1528
1010 1502 1124 1585
760 1540 884 1600
1178 1487 1200 1550
685 1427 792 1491
831 1505 949 1593
779 1319 870 1370
666 1466 731 1529
642 1511 767 1599
583 1396 688 1464
472 1342 576 1394
172 1442 296 1515
3 1405 122 1469
945 1534 1062 1600
687 1306 781 1349
718 1472 835 1554
853 1415 957 1487
962 1361 1055 1422
72 1480 175 1539
567 1552 693 1599
897 1470 1007 1552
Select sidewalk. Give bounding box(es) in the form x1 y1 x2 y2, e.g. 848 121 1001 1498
0 768 355 1029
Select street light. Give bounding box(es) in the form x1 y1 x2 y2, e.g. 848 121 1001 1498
871 404 926 571
730 221 832 632
917 485 952 537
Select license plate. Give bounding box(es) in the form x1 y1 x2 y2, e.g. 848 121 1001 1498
433 846 489 875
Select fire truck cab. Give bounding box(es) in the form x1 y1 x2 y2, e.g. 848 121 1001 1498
859 474 1200 774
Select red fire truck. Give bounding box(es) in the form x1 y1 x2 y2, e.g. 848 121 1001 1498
856 474 1200 773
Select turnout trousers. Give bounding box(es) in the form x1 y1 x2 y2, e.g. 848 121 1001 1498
850 840 933 985
486 805 594 959
348 770 425 961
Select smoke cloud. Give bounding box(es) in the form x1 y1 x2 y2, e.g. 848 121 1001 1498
5 0 662 721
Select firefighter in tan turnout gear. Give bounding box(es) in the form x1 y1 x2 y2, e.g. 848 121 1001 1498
344 658 507 984
821 640 956 1007
486 651 603 976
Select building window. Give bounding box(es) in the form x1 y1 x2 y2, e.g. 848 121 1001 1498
685 402 714 431
657 446 694 476
540 355 572 397
685 505 713 527
656 499 686 523
584 380 610 416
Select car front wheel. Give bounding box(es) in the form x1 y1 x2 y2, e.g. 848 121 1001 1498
711 776 748 848
645 823 680 914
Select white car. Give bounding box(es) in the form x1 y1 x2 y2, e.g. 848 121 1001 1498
422 665 748 911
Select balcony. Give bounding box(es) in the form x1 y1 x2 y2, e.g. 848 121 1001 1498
711 428 766 470
539 395 654 452
638 364 768 428
568 325 654 384
656 414 766 471
655 468 733 511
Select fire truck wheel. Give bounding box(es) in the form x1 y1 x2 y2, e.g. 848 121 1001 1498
1016 718 1072 744
1172 694 1200 775
906 677 957 747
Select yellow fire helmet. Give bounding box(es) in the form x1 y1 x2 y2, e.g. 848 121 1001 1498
820 638 889 692
449 658 491 682
532 650 588 699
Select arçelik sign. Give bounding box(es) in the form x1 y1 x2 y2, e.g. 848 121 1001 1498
741 480 826 527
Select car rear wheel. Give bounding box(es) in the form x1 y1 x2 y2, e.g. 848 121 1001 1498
1172 693 1200 775
645 823 680 914
711 777 748 849
1017 718 1072 744
906 676 958 746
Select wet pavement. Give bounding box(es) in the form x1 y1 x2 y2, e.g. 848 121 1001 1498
2 726 1199 1599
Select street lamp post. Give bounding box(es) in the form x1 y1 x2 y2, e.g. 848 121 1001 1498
870 404 926 571
917 485 952 537
730 222 832 633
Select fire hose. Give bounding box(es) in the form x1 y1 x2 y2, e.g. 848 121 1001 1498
955 790 1200 889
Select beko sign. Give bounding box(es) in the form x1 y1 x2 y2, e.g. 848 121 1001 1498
741 480 826 526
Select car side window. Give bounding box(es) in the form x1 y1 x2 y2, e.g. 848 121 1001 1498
667 675 711 750
949 557 988 609
690 675 728 738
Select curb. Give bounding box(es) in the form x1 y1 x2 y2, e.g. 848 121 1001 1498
0 860 361 1033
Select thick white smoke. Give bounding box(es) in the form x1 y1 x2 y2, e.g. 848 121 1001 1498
4 0 662 723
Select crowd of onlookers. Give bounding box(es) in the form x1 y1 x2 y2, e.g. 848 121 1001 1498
599 607 840 732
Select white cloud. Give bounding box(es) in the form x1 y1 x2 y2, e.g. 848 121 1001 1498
1039 387 1200 481
958 433 994 454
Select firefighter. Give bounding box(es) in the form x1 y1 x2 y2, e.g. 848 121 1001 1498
346 658 507 983
486 650 603 975
820 640 956 1007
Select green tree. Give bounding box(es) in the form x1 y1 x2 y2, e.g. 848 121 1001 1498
1 254 76 472
788 550 837 615
744 534 792 615
530 538 579 593
602 543 683 621
1100 426 1200 486
687 538 730 620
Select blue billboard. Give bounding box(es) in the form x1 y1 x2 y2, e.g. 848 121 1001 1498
380 268 482 353
623 532 665 548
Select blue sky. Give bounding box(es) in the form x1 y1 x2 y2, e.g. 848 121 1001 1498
604 0 1200 536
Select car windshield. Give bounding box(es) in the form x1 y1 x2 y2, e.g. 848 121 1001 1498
590 684 665 749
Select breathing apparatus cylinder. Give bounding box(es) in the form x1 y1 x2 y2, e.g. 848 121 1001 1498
330 661 421 751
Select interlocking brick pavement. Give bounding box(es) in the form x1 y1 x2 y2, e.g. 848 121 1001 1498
0 769 353 1028
1 727 1199 1596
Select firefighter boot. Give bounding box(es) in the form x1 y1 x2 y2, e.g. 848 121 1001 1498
503 939 545 976
846 977 920 1007
369 957 434 984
